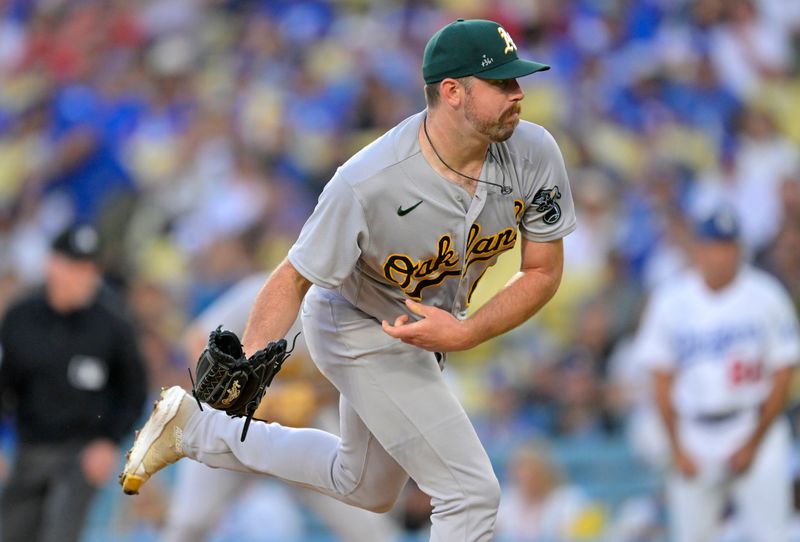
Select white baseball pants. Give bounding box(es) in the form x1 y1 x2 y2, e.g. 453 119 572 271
668 414 792 542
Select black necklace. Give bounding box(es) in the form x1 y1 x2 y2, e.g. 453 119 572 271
422 115 512 195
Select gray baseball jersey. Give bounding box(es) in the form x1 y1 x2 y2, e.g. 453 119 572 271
288 111 576 323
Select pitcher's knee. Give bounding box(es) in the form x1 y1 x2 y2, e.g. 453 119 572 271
431 471 501 526
470 472 501 512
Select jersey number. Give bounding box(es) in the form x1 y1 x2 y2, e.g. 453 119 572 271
729 359 763 386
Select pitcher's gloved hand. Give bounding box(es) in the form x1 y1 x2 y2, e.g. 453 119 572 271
190 326 297 441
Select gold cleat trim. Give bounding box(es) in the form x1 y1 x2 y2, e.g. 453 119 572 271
121 474 144 495
118 386 189 496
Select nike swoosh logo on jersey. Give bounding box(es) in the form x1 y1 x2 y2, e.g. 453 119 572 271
397 200 423 216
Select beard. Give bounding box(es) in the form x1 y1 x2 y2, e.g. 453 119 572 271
464 98 521 142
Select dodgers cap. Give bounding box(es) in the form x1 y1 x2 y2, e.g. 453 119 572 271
694 206 740 242
51 224 101 261
422 19 550 85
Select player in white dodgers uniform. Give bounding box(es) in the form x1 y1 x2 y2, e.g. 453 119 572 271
162 274 398 541
120 19 576 541
636 206 800 542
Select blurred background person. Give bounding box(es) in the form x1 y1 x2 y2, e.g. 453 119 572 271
636 206 800 542
495 440 604 542
0 224 148 542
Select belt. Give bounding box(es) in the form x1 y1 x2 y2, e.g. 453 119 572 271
693 409 748 424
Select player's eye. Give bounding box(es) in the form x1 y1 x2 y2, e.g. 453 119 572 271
486 79 516 90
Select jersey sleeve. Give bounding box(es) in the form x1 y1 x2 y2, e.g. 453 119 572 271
635 290 677 372
519 128 577 242
763 281 800 370
288 174 369 289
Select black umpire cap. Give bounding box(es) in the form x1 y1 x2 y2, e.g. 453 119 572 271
51 224 101 261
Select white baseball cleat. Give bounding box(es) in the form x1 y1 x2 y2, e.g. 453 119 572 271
119 386 198 495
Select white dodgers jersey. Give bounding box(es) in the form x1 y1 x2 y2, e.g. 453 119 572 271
637 266 800 417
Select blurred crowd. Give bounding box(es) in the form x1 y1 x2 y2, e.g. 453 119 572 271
1 0 800 540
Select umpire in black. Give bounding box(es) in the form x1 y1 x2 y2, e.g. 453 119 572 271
0 224 147 542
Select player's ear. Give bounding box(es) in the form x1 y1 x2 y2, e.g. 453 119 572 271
440 78 464 108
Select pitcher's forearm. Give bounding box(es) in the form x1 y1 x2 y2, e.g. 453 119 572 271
464 268 560 347
242 259 311 356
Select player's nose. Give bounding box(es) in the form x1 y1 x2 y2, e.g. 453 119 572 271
508 79 524 101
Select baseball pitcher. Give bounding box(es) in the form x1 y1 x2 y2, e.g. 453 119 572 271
120 19 576 542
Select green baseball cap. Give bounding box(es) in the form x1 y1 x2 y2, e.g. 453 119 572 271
422 19 550 85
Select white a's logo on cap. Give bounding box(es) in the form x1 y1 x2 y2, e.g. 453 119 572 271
497 27 517 54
